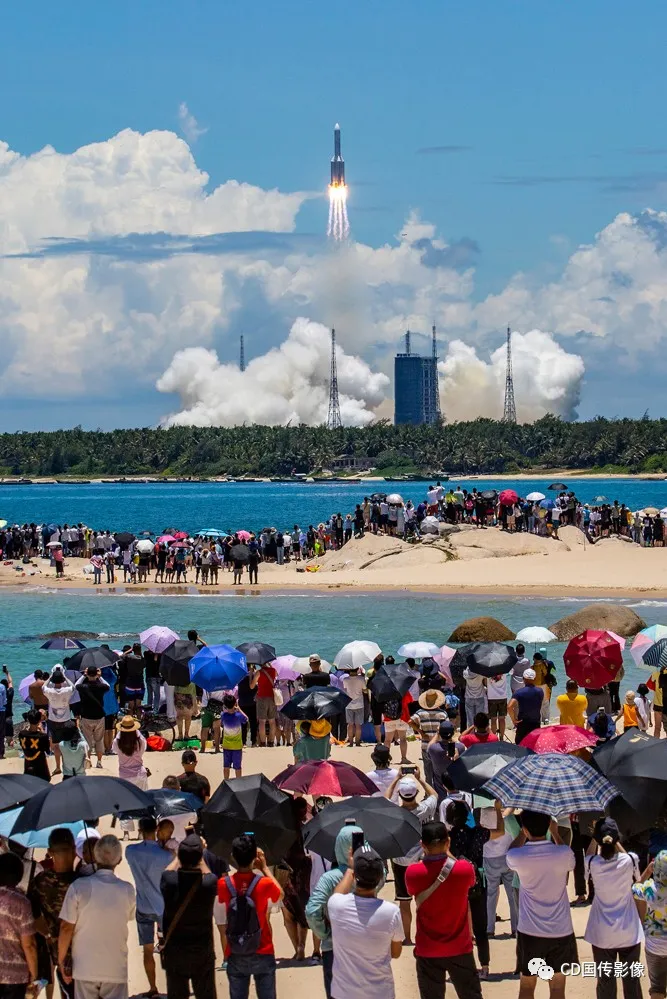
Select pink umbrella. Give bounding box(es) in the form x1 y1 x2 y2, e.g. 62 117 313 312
630 633 654 667
170 541 192 549
521 724 598 755
605 630 626 650
499 489 519 506
237 530 251 542
140 626 179 654
157 534 175 544
434 645 455 686
272 655 300 682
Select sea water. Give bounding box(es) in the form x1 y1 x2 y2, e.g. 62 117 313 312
1 477 666 536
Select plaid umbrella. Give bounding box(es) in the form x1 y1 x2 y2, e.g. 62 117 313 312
643 638 667 671
482 753 618 815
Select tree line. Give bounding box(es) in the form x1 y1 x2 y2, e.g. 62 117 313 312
0 415 666 478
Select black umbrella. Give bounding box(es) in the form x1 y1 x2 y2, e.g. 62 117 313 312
236 641 276 665
548 482 567 491
369 492 386 503
481 490 497 501
118 787 203 821
11 776 153 833
201 774 298 864
303 795 422 861
449 648 469 685
367 663 418 704
0 774 50 814
66 646 120 671
592 730 667 834
230 544 250 563
642 639 667 670
114 532 135 549
160 639 199 686
40 637 87 651
280 687 351 721
447 742 533 792
463 642 518 678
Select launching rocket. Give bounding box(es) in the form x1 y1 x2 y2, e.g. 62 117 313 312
330 122 345 186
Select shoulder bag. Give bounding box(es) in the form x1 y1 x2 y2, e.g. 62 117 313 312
415 856 456 908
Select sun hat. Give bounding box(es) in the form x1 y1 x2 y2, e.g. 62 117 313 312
418 689 446 710
523 668 537 680
116 714 141 733
397 777 419 800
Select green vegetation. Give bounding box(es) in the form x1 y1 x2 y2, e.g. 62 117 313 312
1 416 667 478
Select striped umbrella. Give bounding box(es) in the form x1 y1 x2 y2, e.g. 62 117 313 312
483 753 618 815
642 638 667 671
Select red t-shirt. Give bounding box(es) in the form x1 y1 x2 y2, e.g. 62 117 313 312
256 665 277 699
217 872 281 956
459 730 499 749
405 857 475 958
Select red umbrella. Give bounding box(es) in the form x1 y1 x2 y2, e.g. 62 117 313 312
499 489 519 506
521 725 598 755
272 760 379 797
172 531 188 541
564 629 623 688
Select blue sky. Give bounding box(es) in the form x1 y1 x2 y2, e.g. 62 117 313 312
0 0 665 429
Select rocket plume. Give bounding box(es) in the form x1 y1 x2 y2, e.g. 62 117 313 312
327 122 349 240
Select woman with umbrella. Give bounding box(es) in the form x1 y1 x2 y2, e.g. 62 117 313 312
112 716 148 835
281 797 313 962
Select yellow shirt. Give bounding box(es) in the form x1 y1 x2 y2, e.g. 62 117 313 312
533 660 548 685
651 671 664 709
557 692 588 727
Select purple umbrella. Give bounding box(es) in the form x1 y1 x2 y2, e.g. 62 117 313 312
272 655 300 682
139 626 180 654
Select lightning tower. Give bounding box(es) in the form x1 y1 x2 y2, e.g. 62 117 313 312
326 328 342 429
327 123 349 240
239 335 245 372
503 325 517 424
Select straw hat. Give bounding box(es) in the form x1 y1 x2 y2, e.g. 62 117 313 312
116 714 141 732
418 688 446 710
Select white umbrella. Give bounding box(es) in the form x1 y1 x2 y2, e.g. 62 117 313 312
661 508 667 520
397 641 440 659
515 627 557 645
386 493 404 505
135 540 154 553
46 541 62 548
291 657 333 674
420 516 440 534
526 492 546 502
334 640 382 670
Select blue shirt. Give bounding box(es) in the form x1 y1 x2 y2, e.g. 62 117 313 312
0 685 6 712
514 684 544 723
126 840 171 917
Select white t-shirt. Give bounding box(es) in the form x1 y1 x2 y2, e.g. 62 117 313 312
463 670 485 697
584 853 643 949
487 675 508 700
510 657 531 694
426 489 439 506
343 674 366 710
366 767 399 796
439 791 473 828
506 841 575 937
60 868 136 983
327 893 403 999
43 678 75 722
393 796 438 865
483 831 513 860
165 812 199 843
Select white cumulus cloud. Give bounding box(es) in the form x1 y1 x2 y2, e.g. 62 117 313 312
177 102 208 144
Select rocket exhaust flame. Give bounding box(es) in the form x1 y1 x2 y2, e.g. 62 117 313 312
327 122 349 240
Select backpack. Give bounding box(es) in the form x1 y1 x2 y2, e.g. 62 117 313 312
225 873 262 954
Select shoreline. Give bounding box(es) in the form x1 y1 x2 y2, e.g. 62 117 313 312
1 471 666 484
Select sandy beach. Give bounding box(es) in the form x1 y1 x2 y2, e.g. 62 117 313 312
0 738 601 999
5 526 667 598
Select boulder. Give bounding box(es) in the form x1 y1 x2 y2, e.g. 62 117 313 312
548 603 647 641
37 630 99 639
448 617 516 642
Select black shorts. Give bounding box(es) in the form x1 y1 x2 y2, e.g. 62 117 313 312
391 862 410 901
104 714 117 731
516 931 578 977
488 698 507 718
371 700 383 726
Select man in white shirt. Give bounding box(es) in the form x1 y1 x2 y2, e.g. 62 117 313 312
385 771 438 944
59 834 136 999
43 665 75 776
342 668 366 747
327 846 403 999
487 672 509 738
506 810 577 997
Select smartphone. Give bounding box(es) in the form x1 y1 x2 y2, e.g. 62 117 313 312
351 830 365 853
446 743 457 758
401 764 417 775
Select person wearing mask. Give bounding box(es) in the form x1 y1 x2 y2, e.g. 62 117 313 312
126 818 172 999
459 712 499 750
405 821 483 999
583 818 643 999
29 829 79 999
306 824 364 999
327 846 403 999
0 852 38 999
506 810 577 999
42 665 75 776
366 744 399 796
385 769 438 945
75 667 110 769
160 834 224 999
507 669 544 745
557 679 588 727
444 800 490 978
58 836 136 999
217 834 282 999
483 800 518 941
632 850 667 999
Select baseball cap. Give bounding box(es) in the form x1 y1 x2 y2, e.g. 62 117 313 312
353 845 384 889
397 777 419 800
309 654 321 665
438 720 455 738
523 668 536 680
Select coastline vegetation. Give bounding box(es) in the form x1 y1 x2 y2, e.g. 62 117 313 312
1 415 667 478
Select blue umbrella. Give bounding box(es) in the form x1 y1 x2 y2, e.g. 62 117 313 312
40 638 87 651
194 528 228 538
0 806 85 848
643 638 667 671
189 644 247 691
539 499 554 510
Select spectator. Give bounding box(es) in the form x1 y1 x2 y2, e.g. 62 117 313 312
444 800 490 978
486 672 509 739
462 669 487 723
557 680 588 727
18 710 50 782
42 665 75 776
249 661 278 747
507 669 544 744
293 721 331 762
58 835 136 999
341 667 366 747
405 821 483 999
29 828 79 999
75 667 110 769
327 846 403 999
221 694 248 780
177 750 211 804
483 801 518 941
302 655 331 689
125 818 171 999
160 834 224 999
427 722 465 801
217 834 283 999
59 726 89 779
633 849 667 999
459 712 499 750
0 852 38 999
506 810 577 999
366 744 399 796
410 690 448 784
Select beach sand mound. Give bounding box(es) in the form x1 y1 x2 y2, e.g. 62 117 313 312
549 602 647 640
449 529 567 559
448 617 516 642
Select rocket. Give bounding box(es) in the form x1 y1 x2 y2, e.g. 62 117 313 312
330 122 345 186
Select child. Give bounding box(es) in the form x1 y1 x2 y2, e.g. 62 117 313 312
636 683 653 732
221 694 248 779
59 725 89 778
156 818 178 853
19 709 51 781
616 690 639 733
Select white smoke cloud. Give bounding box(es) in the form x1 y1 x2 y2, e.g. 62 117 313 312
177 103 208 144
157 317 390 427
439 330 585 422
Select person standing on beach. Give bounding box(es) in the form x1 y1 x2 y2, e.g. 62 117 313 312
507 669 543 745
42 665 75 776
125 817 171 999
249 661 277 747
221 694 247 779
75 666 110 768
557 680 588 727
19 710 51 781
510 644 531 696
